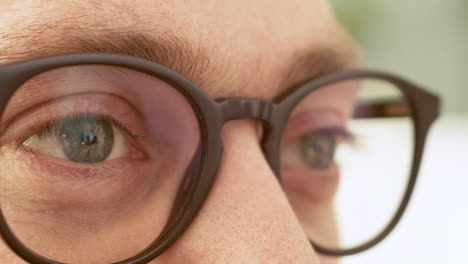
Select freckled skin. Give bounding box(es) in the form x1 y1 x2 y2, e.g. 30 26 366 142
0 0 355 263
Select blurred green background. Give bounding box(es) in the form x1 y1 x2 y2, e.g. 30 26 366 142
331 0 467 113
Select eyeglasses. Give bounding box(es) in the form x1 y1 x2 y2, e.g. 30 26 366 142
0 53 439 264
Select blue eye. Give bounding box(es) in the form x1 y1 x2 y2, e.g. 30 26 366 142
299 128 354 170
300 131 337 169
55 115 114 163
22 113 133 164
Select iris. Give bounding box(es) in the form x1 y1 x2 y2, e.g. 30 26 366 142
300 131 336 169
57 115 114 163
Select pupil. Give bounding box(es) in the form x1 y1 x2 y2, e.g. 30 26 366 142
57 115 114 163
311 141 326 153
82 129 98 145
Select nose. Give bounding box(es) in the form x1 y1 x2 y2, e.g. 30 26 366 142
158 119 319 263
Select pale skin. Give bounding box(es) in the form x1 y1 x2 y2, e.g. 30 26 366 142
0 0 357 263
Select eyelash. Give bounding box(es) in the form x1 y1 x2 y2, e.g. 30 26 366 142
15 112 137 148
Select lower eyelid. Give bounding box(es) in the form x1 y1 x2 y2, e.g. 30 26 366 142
281 165 340 202
16 145 148 179
0 144 158 206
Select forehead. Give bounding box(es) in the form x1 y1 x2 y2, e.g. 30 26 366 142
0 0 356 99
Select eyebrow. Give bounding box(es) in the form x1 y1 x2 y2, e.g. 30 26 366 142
0 27 213 85
0 24 357 98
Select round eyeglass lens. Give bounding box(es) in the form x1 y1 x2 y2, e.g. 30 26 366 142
280 77 414 251
0 65 202 263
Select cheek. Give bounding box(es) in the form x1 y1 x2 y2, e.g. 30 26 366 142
0 147 160 208
0 242 28 264
318 254 340 264
282 164 340 203
0 147 189 263
281 165 341 249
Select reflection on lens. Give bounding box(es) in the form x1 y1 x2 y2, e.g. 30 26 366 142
0 66 201 263
281 78 414 250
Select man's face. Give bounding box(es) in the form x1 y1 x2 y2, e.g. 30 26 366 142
0 0 356 263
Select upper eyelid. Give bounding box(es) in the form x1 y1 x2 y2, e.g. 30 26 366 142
17 113 138 147
0 67 146 127
0 92 146 146
281 108 347 140
0 64 147 125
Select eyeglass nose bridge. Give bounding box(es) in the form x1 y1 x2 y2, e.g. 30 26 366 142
219 99 274 122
